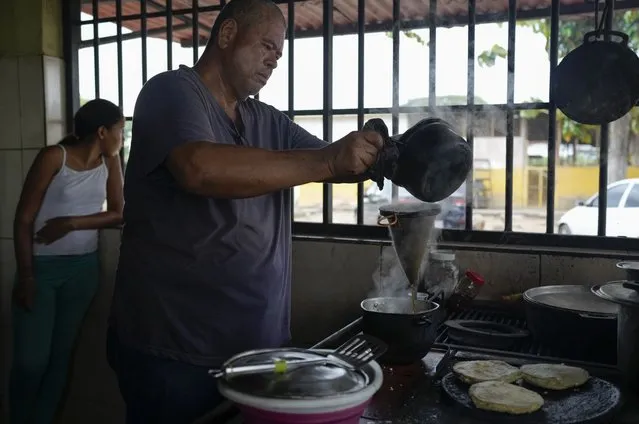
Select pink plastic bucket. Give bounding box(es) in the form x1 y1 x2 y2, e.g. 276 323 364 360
237 400 372 424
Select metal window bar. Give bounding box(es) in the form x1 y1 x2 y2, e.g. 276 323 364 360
598 0 615 236
141 0 148 83
167 0 173 70
92 0 100 98
546 0 559 234
192 0 200 66
288 0 296 219
356 0 365 225
391 0 400 202
465 0 476 231
428 0 437 109
116 0 125 168
62 0 81 130
322 0 333 224
65 0 634 252
505 0 516 232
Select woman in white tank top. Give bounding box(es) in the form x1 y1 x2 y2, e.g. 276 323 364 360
10 99 125 424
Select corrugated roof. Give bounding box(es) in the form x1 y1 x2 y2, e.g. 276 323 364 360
82 0 613 47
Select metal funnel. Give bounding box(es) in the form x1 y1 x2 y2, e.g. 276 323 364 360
378 202 442 287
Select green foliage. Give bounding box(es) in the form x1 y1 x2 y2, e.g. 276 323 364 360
384 29 427 46
479 11 639 144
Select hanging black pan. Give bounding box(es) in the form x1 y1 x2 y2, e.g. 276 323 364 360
552 29 639 125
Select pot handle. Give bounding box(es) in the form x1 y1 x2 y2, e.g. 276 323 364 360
578 312 616 320
377 213 398 226
583 30 629 45
414 315 432 326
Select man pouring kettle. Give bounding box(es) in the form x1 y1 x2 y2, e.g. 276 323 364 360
106 0 383 423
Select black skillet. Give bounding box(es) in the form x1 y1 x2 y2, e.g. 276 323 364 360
551 8 639 126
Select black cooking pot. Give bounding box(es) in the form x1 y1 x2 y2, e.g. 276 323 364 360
360 297 444 365
552 30 639 125
523 285 618 362
363 117 472 203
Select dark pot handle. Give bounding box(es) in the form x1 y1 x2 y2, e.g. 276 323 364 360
583 30 629 46
578 312 616 320
414 315 432 326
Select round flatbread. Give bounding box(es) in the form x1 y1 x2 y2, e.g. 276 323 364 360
452 360 521 384
469 380 545 414
520 363 590 390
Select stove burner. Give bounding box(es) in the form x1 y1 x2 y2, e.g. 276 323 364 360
444 320 530 349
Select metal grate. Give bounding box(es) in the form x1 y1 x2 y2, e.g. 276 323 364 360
433 307 616 366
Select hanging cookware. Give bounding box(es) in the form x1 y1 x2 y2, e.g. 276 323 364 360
360 297 445 365
593 281 639 391
216 348 383 423
363 117 472 203
552 29 639 125
523 285 618 362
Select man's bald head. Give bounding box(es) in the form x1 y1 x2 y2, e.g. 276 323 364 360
209 0 285 45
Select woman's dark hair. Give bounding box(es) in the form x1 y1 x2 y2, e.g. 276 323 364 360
59 99 123 146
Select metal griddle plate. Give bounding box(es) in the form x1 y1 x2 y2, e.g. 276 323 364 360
441 372 622 424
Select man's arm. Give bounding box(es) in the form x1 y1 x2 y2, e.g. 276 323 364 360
138 73 381 198
167 142 334 198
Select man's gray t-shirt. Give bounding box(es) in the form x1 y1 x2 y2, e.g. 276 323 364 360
110 65 327 366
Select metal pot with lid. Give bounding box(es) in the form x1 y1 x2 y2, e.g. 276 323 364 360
523 285 618 361
594 281 639 391
217 348 383 422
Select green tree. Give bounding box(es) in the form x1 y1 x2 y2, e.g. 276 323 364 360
479 11 639 180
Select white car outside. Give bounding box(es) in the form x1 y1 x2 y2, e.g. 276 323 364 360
557 178 639 237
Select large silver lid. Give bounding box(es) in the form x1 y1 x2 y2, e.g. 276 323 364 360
594 281 639 308
524 285 618 315
219 349 370 400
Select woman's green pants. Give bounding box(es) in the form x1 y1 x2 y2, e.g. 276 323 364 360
9 252 99 424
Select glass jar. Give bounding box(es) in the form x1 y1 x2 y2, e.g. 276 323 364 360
421 250 459 300
447 270 485 311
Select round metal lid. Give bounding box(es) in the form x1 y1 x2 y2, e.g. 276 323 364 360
219 349 370 400
594 281 639 308
524 285 618 315
378 201 441 217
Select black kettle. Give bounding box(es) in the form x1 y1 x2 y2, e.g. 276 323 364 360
363 117 472 203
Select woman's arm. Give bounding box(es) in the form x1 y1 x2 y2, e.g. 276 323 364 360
67 154 124 230
13 147 62 279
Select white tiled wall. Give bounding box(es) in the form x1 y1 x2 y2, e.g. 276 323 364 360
0 53 65 421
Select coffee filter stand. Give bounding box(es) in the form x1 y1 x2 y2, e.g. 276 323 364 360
377 202 442 293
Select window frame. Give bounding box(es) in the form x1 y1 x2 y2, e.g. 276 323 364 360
63 0 639 253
